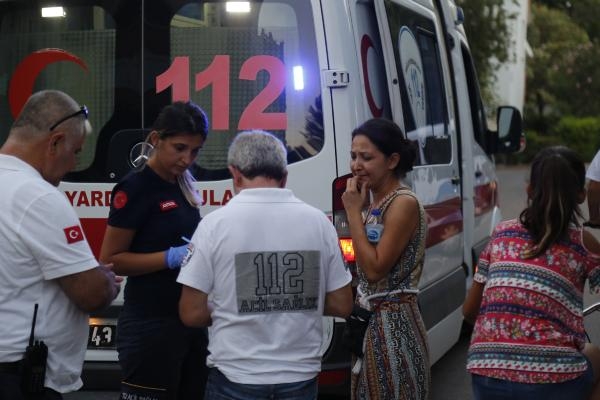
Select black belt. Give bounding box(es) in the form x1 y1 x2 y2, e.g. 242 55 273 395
0 360 22 375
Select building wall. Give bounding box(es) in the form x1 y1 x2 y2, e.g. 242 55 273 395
492 0 530 112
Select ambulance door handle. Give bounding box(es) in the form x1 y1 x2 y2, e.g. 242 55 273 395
323 69 349 88
451 176 460 185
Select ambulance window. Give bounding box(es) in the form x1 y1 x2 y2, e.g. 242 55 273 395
169 1 321 181
0 4 116 172
414 28 452 164
384 3 452 166
461 43 489 152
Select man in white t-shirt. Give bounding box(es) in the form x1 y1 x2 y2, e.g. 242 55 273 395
585 149 600 228
0 90 122 400
178 130 353 399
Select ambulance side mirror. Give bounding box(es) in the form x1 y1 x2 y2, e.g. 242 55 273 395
493 106 523 154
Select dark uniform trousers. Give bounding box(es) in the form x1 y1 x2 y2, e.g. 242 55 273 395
0 362 62 400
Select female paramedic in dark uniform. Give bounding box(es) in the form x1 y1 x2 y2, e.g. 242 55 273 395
100 101 209 400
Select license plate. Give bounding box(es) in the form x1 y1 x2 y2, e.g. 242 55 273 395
88 324 116 349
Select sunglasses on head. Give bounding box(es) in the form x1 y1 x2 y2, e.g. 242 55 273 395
49 105 89 131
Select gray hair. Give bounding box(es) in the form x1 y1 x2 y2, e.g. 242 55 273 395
11 90 85 139
227 130 287 180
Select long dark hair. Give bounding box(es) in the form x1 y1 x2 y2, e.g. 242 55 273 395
519 146 585 258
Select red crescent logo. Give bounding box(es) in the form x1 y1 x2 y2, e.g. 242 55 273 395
8 49 88 119
361 35 384 118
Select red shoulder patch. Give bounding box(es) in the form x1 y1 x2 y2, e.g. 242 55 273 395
63 225 84 244
113 191 128 209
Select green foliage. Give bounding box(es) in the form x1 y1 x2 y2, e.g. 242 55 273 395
505 116 600 164
456 0 516 103
525 1 600 135
561 43 600 117
504 130 563 164
525 3 590 132
554 116 600 161
501 1 600 163
537 0 600 42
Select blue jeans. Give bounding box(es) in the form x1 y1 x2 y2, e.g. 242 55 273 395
204 368 317 400
471 357 594 400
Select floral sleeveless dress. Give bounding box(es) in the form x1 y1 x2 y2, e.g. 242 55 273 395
351 189 430 400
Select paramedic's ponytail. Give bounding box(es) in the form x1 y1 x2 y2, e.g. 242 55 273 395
177 170 202 207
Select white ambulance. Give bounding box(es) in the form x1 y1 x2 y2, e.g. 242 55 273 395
0 0 521 394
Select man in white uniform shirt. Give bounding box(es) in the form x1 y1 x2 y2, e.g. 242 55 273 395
0 90 121 399
178 130 352 399
585 149 600 228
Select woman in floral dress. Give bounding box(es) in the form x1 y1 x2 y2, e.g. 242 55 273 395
463 146 600 400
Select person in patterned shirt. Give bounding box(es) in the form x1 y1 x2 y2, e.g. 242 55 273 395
463 146 600 400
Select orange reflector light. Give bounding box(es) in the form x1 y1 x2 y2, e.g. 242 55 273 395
339 238 355 263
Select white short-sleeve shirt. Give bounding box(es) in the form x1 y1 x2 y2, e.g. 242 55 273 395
178 188 351 385
0 155 97 393
587 150 600 182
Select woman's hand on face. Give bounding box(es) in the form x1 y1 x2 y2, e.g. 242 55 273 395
342 176 368 214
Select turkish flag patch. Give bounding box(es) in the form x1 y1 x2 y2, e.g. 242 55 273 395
64 225 84 244
113 191 128 209
160 200 178 212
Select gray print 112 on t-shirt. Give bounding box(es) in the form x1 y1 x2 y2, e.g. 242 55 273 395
235 250 321 314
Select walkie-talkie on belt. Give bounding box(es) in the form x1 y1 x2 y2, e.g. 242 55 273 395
20 303 47 395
